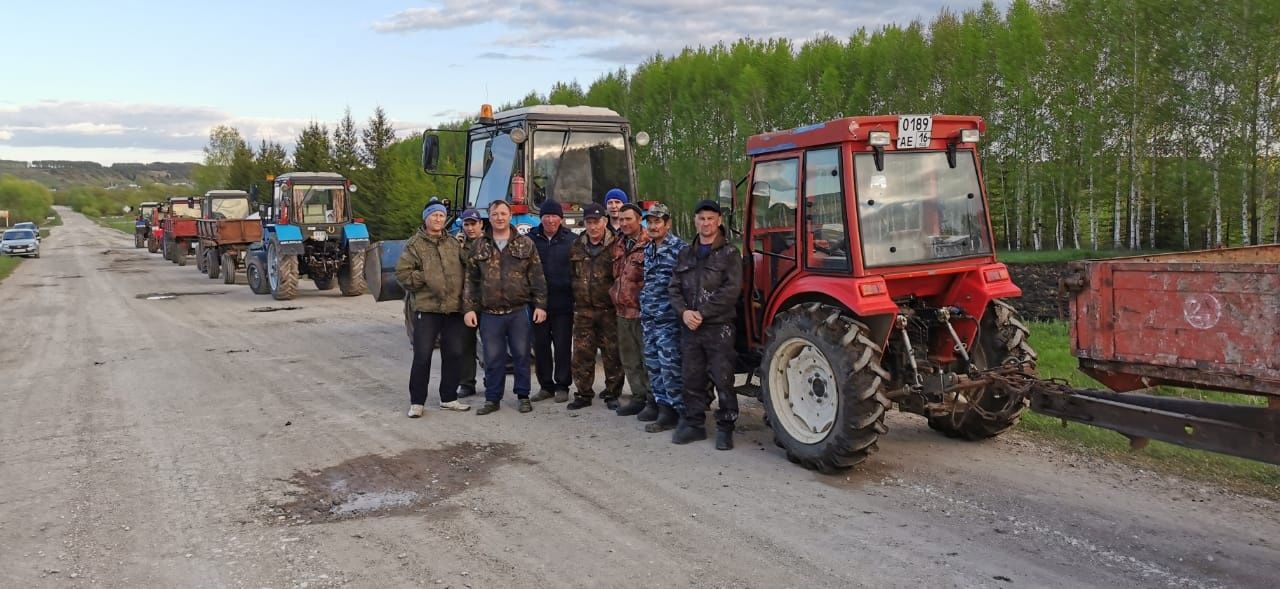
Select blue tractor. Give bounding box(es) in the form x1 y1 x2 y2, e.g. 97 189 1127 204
365 103 649 302
245 172 369 300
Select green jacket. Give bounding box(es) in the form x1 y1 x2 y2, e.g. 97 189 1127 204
464 232 548 313
395 228 466 314
570 230 617 311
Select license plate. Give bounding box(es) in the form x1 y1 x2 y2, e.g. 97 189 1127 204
897 115 932 149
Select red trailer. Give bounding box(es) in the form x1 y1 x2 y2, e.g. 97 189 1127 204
1032 245 1280 465
161 196 203 266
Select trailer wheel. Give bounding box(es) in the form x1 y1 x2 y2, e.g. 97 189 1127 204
221 253 236 285
196 244 207 273
147 236 159 254
338 249 367 296
268 242 298 300
206 249 221 280
928 299 1037 440
761 303 890 473
247 256 270 294
175 241 188 266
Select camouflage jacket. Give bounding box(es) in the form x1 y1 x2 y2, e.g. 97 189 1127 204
609 231 650 319
395 228 465 314
640 234 687 324
570 231 618 311
669 232 742 326
464 232 548 313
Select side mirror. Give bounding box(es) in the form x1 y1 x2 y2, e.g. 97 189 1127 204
717 179 734 212
348 184 359 193
422 132 440 173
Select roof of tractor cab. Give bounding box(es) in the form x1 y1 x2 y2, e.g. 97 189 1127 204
204 190 249 198
485 104 628 125
746 114 987 156
139 201 160 207
276 172 346 183
168 196 203 202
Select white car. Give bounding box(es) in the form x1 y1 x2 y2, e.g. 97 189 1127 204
13 221 39 237
1 229 40 258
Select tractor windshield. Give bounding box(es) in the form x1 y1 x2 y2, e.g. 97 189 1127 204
170 202 202 219
854 151 991 267
470 132 519 212
209 198 250 220
530 129 629 209
291 185 346 224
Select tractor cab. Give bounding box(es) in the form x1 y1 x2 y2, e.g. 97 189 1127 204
727 115 1034 473
201 190 252 221
167 196 203 220
423 103 648 235
137 202 159 223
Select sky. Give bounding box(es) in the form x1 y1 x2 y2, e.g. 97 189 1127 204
0 0 1001 165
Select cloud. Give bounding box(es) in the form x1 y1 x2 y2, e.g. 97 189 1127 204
375 0 987 64
477 51 550 61
0 100 430 163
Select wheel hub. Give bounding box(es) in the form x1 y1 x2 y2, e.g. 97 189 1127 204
769 338 838 444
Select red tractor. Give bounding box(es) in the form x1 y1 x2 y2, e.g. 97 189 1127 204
161 195 204 266
726 115 1036 472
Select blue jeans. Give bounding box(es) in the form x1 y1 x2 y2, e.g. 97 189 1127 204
480 310 533 403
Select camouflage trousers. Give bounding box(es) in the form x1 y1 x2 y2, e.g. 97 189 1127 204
642 318 684 411
681 323 738 431
617 316 651 403
572 308 623 400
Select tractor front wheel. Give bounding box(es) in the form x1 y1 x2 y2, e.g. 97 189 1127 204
247 255 270 294
338 249 367 296
147 236 159 254
927 299 1037 440
761 303 890 473
313 275 336 291
267 242 298 300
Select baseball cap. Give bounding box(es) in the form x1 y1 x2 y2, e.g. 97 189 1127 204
459 208 482 222
694 199 721 215
645 202 671 220
582 203 606 220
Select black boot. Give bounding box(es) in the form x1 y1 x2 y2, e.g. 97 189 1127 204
643 406 678 433
672 418 708 444
715 429 734 450
615 398 646 416
636 402 659 422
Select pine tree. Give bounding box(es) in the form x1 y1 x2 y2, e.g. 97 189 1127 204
294 122 332 172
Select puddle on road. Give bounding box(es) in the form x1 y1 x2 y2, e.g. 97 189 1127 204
250 306 302 313
134 291 228 300
273 442 525 523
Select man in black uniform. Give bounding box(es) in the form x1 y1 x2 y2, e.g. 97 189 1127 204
668 200 743 450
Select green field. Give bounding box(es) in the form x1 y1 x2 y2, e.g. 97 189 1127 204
94 215 137 235
1022 321 1279 497
0 256 20 283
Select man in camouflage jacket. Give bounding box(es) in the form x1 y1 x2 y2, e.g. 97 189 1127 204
463 200 549 415
610 203 653 418
639 202 688 433
566 203 623 408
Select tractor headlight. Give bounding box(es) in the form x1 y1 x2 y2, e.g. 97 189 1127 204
312 230 328 241
868 131 891 146
960 129 980 143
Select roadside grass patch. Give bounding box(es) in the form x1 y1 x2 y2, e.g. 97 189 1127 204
0 256 20 283
94 215 137 235
997 248 1169 264
1022 321 1280 498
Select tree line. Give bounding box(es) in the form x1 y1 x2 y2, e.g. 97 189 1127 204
200 0 1280 249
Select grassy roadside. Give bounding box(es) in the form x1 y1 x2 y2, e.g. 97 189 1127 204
1022 321 1280 498
0 256 20 284
93 215 137 235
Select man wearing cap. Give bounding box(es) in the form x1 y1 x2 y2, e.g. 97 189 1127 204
610 202 654 418
567 203 623 409
395 202 473 418
528 200 575 403
604 188 628 234
456 208 485 398
639 202 688 433
669 200 743 449
464 200 549 415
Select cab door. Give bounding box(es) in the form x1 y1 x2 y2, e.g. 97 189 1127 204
744 156 800 344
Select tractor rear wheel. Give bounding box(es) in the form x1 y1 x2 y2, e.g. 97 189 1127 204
267 242 298 300
221 253 236 285
206 249 221 280
927 299 1037 440
247 255 270 294
761 303 890 473
135 234 145 248
338 249 367 296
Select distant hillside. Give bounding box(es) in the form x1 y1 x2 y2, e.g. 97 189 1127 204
0 159 196 189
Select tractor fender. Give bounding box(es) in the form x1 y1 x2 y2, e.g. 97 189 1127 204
342 223 370 253
764 274 899 344
365 239 408 302
267 225 305 255
940 263 1024 321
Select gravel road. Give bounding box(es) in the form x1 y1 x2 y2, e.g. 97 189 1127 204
1 208 1276 588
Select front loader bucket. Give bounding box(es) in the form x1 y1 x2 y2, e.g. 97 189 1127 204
364 240 407 302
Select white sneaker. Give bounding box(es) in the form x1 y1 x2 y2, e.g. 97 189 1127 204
407 404 425 418
440 400 472 412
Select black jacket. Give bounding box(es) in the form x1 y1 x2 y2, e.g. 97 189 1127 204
668 232 742 326
529 224 575 314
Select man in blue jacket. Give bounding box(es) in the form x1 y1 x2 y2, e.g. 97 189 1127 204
639 202 687 433
529 200 575 403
